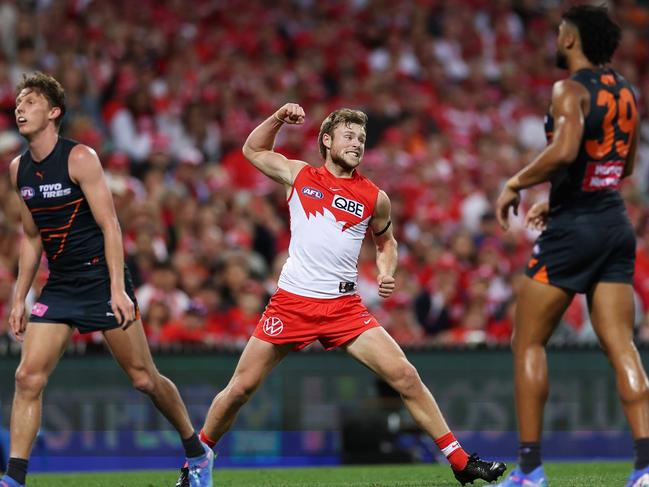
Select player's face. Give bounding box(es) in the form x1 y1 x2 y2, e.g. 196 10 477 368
15 88 57 137
555 21 569 70
327 123 366 171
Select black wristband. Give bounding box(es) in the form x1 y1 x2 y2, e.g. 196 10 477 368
374 220 392 236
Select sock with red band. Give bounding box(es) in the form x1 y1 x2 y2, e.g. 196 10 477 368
435 432 469 471
199 429 217 449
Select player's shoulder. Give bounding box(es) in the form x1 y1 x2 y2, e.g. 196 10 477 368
550 78 590 106
355 170 381 192
8 154 23 182
552 78 588 96
68 143 101 169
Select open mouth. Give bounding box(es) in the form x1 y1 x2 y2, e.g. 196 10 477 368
17 117 27 125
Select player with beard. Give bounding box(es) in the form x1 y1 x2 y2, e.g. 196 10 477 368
495 6 647 487
176 105 506 486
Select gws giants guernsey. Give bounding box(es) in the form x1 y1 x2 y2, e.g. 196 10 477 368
17 137 105 273
278 165 380 299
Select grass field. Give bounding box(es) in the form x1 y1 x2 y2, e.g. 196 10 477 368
26 462 631 486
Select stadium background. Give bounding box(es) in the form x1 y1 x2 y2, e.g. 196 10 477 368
0 0 649 474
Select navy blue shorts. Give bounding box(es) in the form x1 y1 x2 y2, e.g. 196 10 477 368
525 219 635 294
30 265 139 333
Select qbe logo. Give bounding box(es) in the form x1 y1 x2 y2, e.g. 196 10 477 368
21 186 35 200
302 186 323 200
333 195 364 217
263 316 284 336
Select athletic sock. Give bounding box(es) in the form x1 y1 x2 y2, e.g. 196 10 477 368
435 432 469 471
182 432 206 459
199 429 217 449
634 437 649 470
519 442 541 474
6 457 28 485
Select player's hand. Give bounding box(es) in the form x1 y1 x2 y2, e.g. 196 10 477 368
377 274 396 299
525 201 549 231
111 289 136 330
274 103 305 125
496 183 520 231
8 301 27 342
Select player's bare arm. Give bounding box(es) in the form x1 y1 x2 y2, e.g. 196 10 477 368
242 103 308 188
371 190 397 299
8 156 43 341
496 80 587 230
68 144 135 328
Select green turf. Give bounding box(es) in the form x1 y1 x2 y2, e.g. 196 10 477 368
27 462 631 486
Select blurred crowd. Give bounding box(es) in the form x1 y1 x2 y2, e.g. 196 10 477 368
1 0 649 349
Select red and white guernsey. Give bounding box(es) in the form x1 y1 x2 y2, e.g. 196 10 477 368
278 165 380 299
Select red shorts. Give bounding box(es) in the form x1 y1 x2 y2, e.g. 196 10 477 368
253 288 380 350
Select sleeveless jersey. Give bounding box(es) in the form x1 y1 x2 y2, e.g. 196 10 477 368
545 68 638 222
17 137 105 272
278 165 380 299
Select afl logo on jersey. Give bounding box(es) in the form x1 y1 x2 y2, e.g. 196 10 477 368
21 186 35 200
263 316 284 336
302 187 323 200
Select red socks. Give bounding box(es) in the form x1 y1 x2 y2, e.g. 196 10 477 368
435 432 469 471
199 429 216 449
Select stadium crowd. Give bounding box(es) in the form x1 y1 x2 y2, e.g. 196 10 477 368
0 0 649 349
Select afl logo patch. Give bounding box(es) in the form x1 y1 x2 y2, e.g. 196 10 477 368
21 186 35 200
302 187 323 200
263 316 284 336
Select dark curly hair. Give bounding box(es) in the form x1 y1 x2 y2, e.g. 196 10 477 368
562 5 621 66
16 72 66 127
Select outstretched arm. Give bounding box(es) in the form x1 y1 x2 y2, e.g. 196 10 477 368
371 191 398 299
242 103 308 187
69 144 135 328
8 157 43 341
496 80 587 230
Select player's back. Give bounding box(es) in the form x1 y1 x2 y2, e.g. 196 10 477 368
547 67 638 223
17 137 105 273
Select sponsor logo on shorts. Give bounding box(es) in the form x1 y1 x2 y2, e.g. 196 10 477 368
263 316 284 336
32 302 48 317
302 187 324 200
21 186 35 200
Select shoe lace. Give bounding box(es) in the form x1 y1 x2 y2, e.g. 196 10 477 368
468 453 482 463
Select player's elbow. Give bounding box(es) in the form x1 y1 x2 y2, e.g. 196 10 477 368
376 236 398 256
242 143 262 164
552 139 579 166
242 144 254 162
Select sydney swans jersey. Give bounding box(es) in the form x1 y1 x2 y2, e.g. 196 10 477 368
278 165 380 299
545 68 637 221
17 137 105 272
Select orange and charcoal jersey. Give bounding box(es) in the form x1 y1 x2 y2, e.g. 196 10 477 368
527 68 638 293
546 67 638 223
17 137 105 274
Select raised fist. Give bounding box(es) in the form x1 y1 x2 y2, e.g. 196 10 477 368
274 103 305 125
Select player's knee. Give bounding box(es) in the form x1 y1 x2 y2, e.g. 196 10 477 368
227 379 257 405
130 369 158 394
15 367 48 394
510 331 535 355
390 363 422 396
